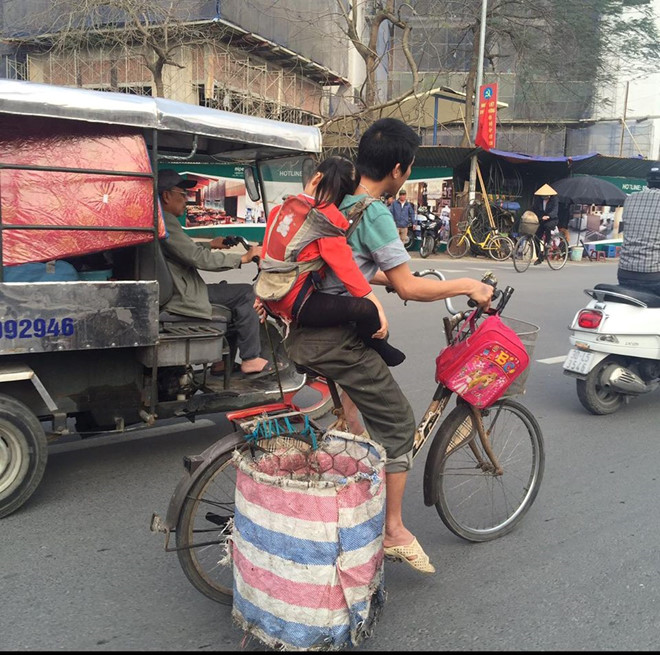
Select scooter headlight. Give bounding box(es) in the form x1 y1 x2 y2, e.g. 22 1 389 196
577 309 603 329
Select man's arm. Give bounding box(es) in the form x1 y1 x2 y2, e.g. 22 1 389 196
162 215 257 270
372 262 493 307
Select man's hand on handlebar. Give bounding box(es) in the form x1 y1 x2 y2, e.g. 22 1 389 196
467 279 495 310
209 236 233 249
212 234 260 264
241 244 261 265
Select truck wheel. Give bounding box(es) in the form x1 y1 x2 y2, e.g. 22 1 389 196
0 395 48 518
576 359 625 415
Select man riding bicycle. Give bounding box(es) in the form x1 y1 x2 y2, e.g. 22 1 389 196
531 183 559 265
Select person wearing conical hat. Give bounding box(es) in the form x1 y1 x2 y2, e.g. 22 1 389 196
531 183 559 264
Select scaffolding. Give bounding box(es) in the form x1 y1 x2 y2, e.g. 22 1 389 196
191 46 322 125
24 40 324 124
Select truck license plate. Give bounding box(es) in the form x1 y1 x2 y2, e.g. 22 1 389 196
563 349 595 375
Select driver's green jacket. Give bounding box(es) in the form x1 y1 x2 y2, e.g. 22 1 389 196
161 211 243 319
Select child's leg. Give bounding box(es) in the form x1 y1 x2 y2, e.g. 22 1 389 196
297 292 406 366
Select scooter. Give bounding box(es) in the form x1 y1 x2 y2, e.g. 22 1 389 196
564 283 660 414
418 209 448 258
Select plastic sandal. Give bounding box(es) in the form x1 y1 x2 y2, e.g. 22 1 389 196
383 537 436 574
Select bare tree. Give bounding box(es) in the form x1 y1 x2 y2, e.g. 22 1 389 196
6 0 222 97
5 0 659 152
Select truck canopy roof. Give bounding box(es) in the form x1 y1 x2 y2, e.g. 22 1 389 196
0 79 322 161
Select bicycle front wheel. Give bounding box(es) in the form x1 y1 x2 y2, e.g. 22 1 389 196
546 235 568 270
447 234 469 258
487 235 514 261
512 235 534 273
428 399 544 542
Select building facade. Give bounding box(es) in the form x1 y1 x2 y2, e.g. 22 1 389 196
1 0 657 158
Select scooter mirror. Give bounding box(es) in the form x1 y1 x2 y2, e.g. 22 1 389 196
301 157 316 189
244 166 261 201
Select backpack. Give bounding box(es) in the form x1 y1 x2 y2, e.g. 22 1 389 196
254 195 376 303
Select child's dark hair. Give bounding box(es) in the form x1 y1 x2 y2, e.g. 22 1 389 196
312 156 359 208
356 118 420 181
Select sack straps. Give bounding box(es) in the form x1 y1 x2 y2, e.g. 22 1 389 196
345 196 376 239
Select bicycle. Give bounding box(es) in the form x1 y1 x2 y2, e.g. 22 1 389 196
151 271 545 604
512 227 569 272
446 214 514 261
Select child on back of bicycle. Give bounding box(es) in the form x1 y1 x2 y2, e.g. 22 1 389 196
258 156 405 367
531 183 559 265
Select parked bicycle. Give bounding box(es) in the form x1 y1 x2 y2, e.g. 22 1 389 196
151 271 545 604
512 227 569 272
446 214 514 261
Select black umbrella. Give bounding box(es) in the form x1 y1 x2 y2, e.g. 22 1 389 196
551 175 627 206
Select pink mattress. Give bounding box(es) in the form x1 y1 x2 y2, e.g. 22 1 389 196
0 116 165 266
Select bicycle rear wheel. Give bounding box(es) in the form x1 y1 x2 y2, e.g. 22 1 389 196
512 235 534 272
546 235 568 270
447 234 470 258
175 433 314 603
427 399 544 542
487 235 513 261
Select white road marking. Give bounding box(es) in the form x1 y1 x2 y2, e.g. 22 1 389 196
537 355 567 364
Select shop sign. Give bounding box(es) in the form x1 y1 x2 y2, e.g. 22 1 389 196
579 175 647 194
168 163 245 179
409 166 453 180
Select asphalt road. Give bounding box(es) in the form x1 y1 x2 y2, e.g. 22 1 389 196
4 253 660 651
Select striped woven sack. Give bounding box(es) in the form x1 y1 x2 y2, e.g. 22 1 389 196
230 430 387 651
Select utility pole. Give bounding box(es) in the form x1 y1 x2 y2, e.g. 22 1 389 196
468 0 488 202
619 80 630 157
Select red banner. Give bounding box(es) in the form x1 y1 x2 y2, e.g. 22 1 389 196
475 83 498 151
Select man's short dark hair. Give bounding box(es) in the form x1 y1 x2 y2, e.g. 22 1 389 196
356 118 420 181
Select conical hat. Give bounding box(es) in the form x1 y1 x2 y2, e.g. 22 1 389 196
534 183 557 196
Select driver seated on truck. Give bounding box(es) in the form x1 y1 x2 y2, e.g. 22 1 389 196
158 169 274 377
617 165 660 296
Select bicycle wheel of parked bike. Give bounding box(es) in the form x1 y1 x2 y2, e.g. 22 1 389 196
427 398 544 542
546 234 569 270
446 233 470 258
487 235 514 261
176 433 315 604
419 234 436 258
512 235 534 273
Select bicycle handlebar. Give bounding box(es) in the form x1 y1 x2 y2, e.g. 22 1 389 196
386 268 514 323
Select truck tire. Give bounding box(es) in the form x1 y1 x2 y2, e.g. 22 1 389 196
0 394 48 518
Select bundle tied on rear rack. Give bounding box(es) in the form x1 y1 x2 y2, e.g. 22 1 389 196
230 422 387 651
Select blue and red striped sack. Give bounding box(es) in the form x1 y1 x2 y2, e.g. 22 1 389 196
230 430 387 651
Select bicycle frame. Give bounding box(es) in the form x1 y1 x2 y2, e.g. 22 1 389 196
153 268 545 602
458 218 500 251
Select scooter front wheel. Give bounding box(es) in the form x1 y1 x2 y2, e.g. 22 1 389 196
419 234 436 258
403 227 416 251
576 357 625 415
